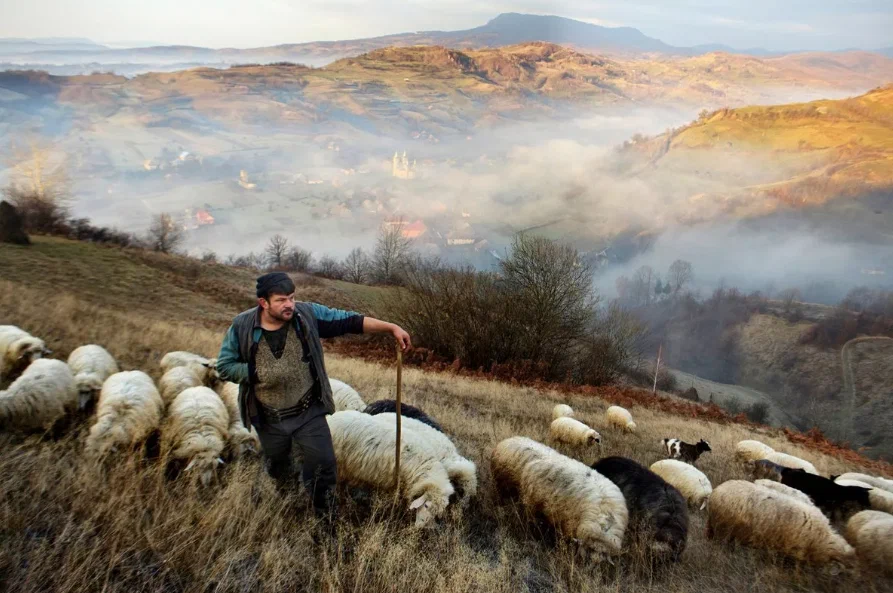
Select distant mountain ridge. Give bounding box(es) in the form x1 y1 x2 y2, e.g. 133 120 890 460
2 12 890 72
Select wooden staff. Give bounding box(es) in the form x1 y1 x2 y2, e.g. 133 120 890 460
394 341 403 492
652 343 662 395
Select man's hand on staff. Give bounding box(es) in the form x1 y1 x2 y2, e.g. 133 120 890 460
362 317 412 351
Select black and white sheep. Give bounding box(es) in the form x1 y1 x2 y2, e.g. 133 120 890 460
0 358 76 432
592 456 688 561
0 325 51 382
326 410 455 527
662 438 712 464
85 370 164 459
66 344 118 411
490 436 628 561
363 399 444 433
707 480 855 568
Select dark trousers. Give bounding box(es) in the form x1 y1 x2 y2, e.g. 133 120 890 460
253 400 337 516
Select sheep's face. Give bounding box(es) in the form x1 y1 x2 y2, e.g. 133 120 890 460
14 338 49 363
587 433 601 446
410 495 435 527
185 455 225 487
76 375 104 410
697 439 712 453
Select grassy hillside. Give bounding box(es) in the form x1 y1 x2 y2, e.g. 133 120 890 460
1 236 892 592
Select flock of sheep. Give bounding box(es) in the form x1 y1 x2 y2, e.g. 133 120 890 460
2 323 892 578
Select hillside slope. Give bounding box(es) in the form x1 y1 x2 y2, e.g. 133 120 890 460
1 237 891 592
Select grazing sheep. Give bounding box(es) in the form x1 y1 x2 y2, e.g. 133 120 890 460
707 480 855 568
834 478 893 515
0 325 50 382
764 451 818 474
158 363 219 408
834 473 893 495
330 378 366 412
606 405 636 432
552 404 574 420
326 410 455 528
0 358 76 432
754 479 815 506
649 459 712 510
749 459 790 481
662 438 712 464
363 399 444 433
592 456 688 561
550 417 601 448
780 468 870 518
85 371 164 459
66 345 118 411
735 439 775 462
370 412 477 499
160 351 215 374
162 386 229 487
215 382 259 458
491 436 628 561
845 510 893 575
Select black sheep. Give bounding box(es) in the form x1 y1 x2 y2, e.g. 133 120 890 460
780 468 871 518
662 438 712 464
592 456 689 561
362 399 444 433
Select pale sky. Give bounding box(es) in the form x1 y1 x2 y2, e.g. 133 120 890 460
0 0 890 51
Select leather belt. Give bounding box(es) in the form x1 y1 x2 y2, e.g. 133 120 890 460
260 390 317 423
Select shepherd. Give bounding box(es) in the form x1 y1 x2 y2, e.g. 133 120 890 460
216 272 411 532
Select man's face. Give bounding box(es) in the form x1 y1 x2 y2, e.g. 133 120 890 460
260 292 295 322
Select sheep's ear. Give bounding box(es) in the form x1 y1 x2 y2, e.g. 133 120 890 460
184 459 197 472
409 495 427 510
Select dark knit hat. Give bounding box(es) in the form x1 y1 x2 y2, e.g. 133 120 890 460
256 272 295 299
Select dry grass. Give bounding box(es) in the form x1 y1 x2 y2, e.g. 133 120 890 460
2 275 892 592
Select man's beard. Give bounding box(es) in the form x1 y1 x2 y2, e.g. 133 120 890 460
271 309 294 322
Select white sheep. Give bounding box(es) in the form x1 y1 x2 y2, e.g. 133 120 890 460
754 479 815 506
835 472 893 495
606 405 636 432
330 378 366 412
162 386 229 487
216 382 259 458
158 363 219 408
734 439 775 462
490 436 628 561
160 351 215 374
649 459 712 510
370 412 477 499
845 510 893 575
0 358 76 432
835 478 893 514
0 325 50 382
85 370 164 459
707 480 855 568
550 416 601 447
326 410 455 528
764 451 818 475
66 344 118 411
552 403 574 420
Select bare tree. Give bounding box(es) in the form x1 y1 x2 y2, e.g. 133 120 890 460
265 234 289 269
147 212 185 254
667 259 694 295
316 255 343 279
283 246 313 272
373 217 413 284
3 141 72 232
779 288 802 311
631 265 655 305
343 247 371 284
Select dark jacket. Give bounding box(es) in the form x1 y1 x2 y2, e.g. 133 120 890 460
216 302 364 429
